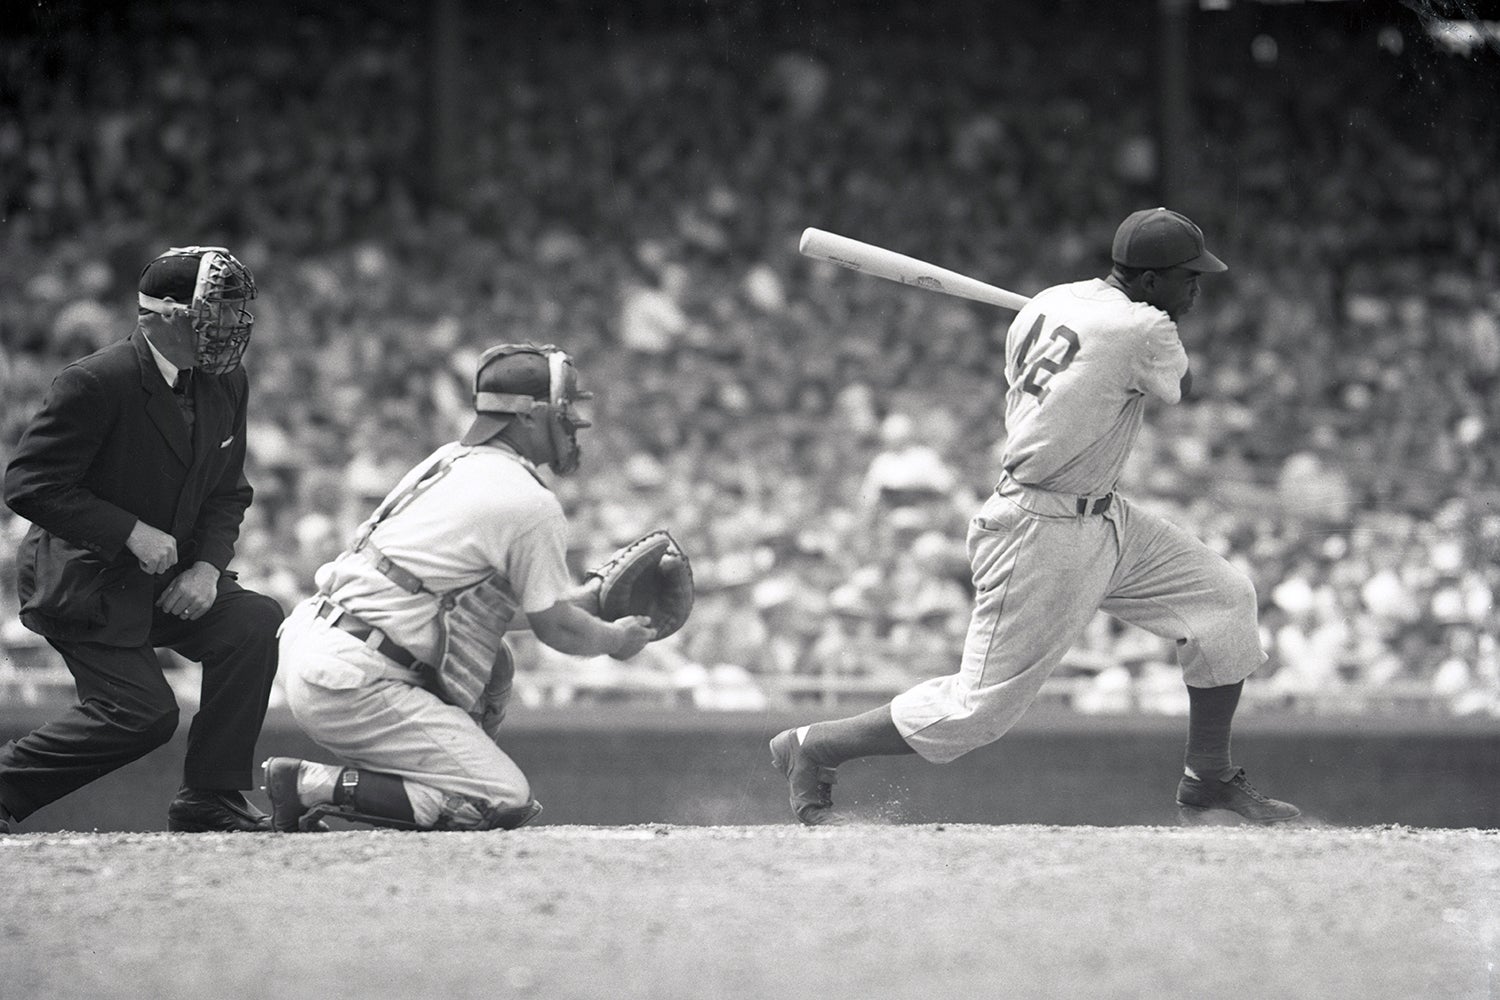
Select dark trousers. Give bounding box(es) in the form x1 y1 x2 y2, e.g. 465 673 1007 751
0 580 283 820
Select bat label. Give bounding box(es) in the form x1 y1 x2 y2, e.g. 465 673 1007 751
828 256 863 270
909 276 944 290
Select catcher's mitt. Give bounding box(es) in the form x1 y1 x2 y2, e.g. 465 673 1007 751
585 530 694 639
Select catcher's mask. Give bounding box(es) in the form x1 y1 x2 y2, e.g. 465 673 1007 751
138 246 257 375
460 344 593 473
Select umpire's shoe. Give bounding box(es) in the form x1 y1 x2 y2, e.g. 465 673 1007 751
167 787 273 832
1176 768 1300 826
770 728 844 826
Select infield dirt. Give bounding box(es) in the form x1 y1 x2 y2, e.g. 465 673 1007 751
3 823 1495 1000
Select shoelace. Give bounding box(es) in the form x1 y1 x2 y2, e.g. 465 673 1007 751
1230 772 1270 802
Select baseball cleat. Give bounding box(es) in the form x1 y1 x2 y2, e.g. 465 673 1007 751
1176 767 1301 826
769 728 844 826
262 757 317 833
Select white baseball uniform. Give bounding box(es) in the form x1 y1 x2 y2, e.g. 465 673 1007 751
277 441 573 824
891 278 1265 763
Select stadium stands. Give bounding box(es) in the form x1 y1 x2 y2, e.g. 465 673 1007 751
2 0 1496 715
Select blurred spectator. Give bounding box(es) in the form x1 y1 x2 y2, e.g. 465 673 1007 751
2 1 1497 715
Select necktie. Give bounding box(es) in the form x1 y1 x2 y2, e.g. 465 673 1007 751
172 370 195 428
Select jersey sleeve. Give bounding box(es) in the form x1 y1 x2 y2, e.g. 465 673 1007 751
500 495 574 614
1129 310 1190 404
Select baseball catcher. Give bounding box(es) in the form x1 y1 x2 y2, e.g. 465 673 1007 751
266 344 693 832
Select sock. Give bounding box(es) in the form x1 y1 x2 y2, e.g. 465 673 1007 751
295 761 341 806
1184 680 1243 780
801 704 915 768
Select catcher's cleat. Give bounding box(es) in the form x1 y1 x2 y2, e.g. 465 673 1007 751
1176 767 1301 826
261 757 333 833
770 728 845 826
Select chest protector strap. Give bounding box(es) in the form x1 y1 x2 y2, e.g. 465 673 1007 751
346 447 526 712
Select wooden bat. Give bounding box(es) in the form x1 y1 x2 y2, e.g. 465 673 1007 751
798 227 1031 311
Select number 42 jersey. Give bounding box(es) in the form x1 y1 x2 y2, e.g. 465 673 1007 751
1000 277 1189 497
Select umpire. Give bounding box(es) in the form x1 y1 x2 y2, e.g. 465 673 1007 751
0 246 283 833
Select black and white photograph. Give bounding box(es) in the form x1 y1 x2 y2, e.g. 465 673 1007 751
2 1 1497 997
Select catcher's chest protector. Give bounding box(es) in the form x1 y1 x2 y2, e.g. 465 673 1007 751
430 572 520 711
349 446 527 711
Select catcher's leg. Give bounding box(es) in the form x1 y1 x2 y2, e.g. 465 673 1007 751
264 756 542 831
282 659 538 829
264 757 421 830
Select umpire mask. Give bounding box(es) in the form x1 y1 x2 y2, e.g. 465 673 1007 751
138 246 257 375
461 344 593 474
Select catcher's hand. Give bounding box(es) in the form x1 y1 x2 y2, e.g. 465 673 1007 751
584 530 694 639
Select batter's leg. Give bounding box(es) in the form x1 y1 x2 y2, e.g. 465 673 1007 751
772 492 1119 824
1099 500 1299 824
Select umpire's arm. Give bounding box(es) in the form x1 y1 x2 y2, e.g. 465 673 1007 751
4 365 137 557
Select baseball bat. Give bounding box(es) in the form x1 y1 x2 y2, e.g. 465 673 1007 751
798 227 1031 311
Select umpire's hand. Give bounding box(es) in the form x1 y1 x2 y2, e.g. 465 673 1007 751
157 562 220 621
126 520 178 574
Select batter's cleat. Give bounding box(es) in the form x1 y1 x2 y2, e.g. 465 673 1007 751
770 727 844 826
1176 768 1301 826
262 757 316 832
167 788 273 832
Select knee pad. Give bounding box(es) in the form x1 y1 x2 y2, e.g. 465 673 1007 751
433 794 543 831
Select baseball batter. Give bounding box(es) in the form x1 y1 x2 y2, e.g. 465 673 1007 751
264 344 656 831
773 208 1301 826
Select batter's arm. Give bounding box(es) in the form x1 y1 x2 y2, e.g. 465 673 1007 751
1130 313 1189 404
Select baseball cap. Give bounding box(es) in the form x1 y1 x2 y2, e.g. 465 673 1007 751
459 347 553 446
138 251 204 302
1111 208 1227 273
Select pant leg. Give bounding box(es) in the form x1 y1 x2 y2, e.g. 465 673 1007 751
150 578 283 790
0 640 179 820
892 490 1119 763
1098 498 1266 687
277 601 530 820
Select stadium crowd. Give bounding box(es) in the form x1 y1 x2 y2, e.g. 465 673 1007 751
2 1 1497 715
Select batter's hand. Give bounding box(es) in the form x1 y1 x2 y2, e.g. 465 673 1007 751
126 520 178 575
157 562 220 621
609 615 656 661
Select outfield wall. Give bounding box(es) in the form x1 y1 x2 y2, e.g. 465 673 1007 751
1 706 1494 832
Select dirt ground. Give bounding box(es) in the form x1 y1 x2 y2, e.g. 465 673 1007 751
2 823 1496 1000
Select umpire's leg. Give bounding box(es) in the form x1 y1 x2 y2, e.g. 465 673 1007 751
150 579 283 790
0 642 181 821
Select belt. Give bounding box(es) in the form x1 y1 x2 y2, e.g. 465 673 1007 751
314 599 426 672
1076 494 1113 515
998 474 1114 517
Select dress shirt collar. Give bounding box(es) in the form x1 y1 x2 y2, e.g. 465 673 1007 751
144 334 188 388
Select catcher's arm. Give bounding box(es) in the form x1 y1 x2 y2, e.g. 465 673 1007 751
501 578 601 634
529 600 655 660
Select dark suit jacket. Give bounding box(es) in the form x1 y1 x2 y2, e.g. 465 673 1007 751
4 329 254 646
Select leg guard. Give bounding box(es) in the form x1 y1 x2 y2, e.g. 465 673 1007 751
300 768 423 831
